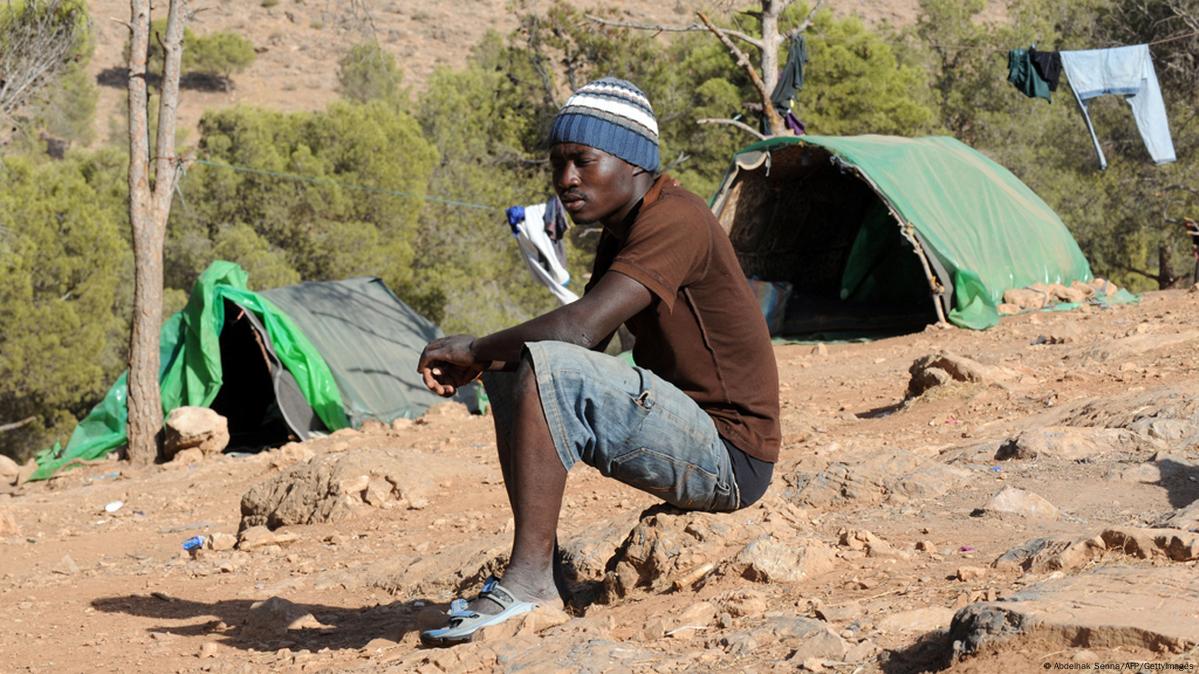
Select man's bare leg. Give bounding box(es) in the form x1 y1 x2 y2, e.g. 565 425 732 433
472 359 566 611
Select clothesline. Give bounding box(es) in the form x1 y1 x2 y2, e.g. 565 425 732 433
190 158 506 212
1146 29 1199 47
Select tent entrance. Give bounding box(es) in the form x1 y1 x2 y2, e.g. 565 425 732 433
209 300 325 451
715 145 940 335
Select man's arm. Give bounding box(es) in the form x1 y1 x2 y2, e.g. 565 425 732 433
417 272 651 395
474 272 650 366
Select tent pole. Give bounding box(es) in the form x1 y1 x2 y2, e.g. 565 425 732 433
901 223 950 326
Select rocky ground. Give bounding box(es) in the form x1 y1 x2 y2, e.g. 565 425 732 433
2 288 1198 673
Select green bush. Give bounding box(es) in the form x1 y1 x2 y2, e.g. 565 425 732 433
337 41 403 104
0 152 129 462
140 20 256 89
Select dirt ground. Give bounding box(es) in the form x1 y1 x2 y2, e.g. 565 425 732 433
2 288 1197 673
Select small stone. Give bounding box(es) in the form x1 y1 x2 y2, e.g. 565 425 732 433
53 554 80 576
163 407 229 459
516 605 571 636
723 590 768 618
640 617 667 641
916 540 937 555
206 532 237 552
0 510 20 537
390 418 414 432
359 419 388 434
237 525 277 551
812 344 828 357
801 656 825 671
0 454 19 483
363 477 393 507
198 642 218 659
171 448 204 465
956 566 987 581
984 486 1060 520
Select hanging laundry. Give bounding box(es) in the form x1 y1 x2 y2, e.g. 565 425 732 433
771 34 808 114
1029 47 1062 91
765 34 808 136
782 111 806 136
505 201 579 305
542 195 570 268
1008 47 1053 102
1060 44 1176 169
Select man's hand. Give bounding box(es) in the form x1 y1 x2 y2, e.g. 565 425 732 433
417 335 484 397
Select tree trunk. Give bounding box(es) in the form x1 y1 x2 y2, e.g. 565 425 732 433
1157 242 1175 290
759 0 787 136
126 0 186 465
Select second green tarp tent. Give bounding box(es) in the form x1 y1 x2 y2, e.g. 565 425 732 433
34 261 452 480
711 135 1093 333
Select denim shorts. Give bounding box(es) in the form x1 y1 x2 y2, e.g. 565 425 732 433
483 341 740 513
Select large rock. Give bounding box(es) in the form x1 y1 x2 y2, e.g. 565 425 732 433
734 535 837 583
241 596 329 641
240 447 431 530
1155 500 1199 532
1002 288 1047 311
992 536 1105 573
163 407 229 459
982 486 1060 520
950 566 1199 655
723 617 848 662
1056 383 1199 453
994 426 1141 461
785 449 968 508
602 506 741 600
907 351 1019 398
1100 527 1199 562
0 454 19 483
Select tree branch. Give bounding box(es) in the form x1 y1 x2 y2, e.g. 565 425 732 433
697 117 768 140
696 11 784 135
152 0 186 223
785 0 825 39
0 416 36 434
1115 263 1162 282
585 14 764 51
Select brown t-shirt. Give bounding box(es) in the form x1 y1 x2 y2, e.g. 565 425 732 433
585 175 782 462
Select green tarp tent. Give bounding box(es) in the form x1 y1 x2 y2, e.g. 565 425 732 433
33 261 452 480
711 135 1093 333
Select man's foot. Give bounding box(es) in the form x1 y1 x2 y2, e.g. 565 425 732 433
420 577 540 647
467 570 561 614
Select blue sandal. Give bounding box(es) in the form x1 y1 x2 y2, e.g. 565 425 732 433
420 576 538 647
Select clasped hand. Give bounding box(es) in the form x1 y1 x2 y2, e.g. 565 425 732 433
417 335 484 397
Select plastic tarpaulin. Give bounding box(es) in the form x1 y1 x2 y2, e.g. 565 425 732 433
261 277 451 426
32 262 348 480
731 135 1094 329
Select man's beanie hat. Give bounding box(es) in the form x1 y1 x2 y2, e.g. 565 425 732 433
548 77 660 172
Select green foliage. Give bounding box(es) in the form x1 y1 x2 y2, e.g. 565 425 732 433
409 44 559 333
337 41 404 104
142 20 256 88
1 0 95 148
172 101 436 298
801 10 938 136
0 152 129 461
186 30 256 80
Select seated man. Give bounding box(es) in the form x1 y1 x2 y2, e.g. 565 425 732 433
417 77 780 646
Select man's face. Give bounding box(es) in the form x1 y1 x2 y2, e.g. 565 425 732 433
550 143 638 225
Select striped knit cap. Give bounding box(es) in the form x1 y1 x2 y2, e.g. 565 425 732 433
548 77 660 172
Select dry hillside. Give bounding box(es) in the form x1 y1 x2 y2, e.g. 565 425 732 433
83 0 1004 145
